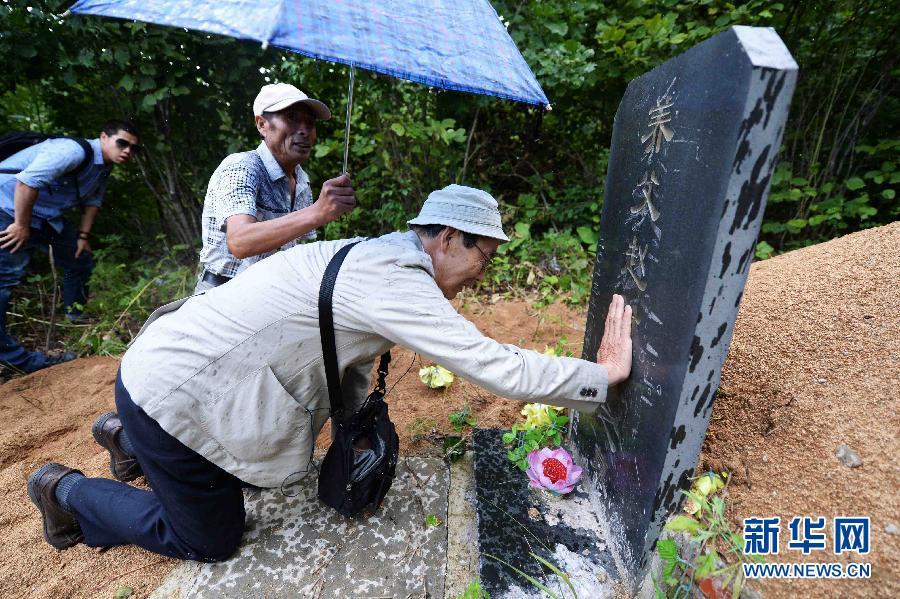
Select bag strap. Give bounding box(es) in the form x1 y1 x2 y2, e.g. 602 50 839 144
318 241 390 420
0 136 93 177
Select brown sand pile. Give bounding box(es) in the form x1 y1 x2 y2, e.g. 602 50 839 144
0 300 585 598
702 221 900 598
0 357 175 599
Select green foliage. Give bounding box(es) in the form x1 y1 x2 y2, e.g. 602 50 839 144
448 404 478 431
760 139 900 253
425 514 442 528
655 472 762 598
455 578 490 599
113 587 133 599
503 407 568 470
487 224 595 307
68 236 195 355
5 235 195 358
1 0 897 356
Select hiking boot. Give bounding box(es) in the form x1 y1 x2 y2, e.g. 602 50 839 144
27 463 84 550
92 412 143 482
42 351 76 369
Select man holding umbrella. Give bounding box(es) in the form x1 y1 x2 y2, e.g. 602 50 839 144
195 83 357 292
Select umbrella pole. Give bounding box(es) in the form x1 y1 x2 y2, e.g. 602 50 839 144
342 65 355 175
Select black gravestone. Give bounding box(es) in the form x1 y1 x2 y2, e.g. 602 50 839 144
574 26 797 582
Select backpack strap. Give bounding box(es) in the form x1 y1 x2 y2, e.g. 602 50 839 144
0 135 94 197
68 137 94 177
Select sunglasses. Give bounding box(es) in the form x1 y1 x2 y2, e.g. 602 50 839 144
114 138 141 154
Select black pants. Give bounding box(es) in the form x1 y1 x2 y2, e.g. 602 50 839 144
67 370 246 561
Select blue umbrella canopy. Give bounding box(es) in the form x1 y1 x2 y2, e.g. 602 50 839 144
67 0 549 108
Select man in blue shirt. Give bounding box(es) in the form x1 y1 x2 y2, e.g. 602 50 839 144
0 119 140 373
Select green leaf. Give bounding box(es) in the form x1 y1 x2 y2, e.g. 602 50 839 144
846 177 865 190
114 587 134 599
390 122 406 136
529 552 576 598
755 240 774 260
665 515 701 534
502 432 516 445
882 189 895 199
141 94 158 110
656 538 678 560
118 74 135 91
425 514 442 527
576 225 597 246
545 22 569 36
484 554 560 599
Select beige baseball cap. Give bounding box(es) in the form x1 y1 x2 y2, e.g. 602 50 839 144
252 83 331 119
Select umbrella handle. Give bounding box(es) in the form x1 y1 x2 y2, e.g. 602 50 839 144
342 65 355 176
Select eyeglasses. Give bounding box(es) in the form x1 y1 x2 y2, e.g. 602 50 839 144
472 243 494 272
114 138 141 154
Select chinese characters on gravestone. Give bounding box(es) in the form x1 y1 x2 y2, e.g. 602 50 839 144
574 26 798 587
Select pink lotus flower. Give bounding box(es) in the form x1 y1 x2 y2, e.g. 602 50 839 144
526 447 583 495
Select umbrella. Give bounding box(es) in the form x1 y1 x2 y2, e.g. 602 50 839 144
66 0 550 172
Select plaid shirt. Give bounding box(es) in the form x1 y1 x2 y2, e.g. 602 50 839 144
198 142 316 278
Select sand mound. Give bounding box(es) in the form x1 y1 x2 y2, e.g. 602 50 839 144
703 221 900 598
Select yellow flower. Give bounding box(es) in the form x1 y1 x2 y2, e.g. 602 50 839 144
543 346 558 357
694 476 714 497
692 472 725 497
520 403 562 429
419 365 454 389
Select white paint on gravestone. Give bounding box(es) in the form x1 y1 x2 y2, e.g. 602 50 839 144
733 26 799 70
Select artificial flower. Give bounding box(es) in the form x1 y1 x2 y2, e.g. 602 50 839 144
419 365 454 388
526 447 583 495
692 472 725 498
520 403 561 429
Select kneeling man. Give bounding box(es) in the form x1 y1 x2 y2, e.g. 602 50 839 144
28 185 632 561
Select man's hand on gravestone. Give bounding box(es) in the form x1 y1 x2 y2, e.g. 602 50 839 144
596 294 633 386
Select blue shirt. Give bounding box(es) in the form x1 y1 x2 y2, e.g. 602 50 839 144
0 138 111 233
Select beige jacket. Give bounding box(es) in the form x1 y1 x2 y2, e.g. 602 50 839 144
120 231 608 487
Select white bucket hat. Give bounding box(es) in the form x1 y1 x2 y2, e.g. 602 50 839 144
408 184 509 241
253 83 331 120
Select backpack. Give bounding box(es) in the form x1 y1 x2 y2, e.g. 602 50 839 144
0 132 94 179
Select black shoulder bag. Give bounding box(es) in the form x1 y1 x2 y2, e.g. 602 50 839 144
317 241 399 517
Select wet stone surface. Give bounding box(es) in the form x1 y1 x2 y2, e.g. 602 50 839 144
472 429 616 599
151 457 449 598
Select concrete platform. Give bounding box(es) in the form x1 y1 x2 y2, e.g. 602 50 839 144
151 457 450 598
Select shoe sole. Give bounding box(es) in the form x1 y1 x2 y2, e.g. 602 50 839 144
27 463 69 550
91 412 142 483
